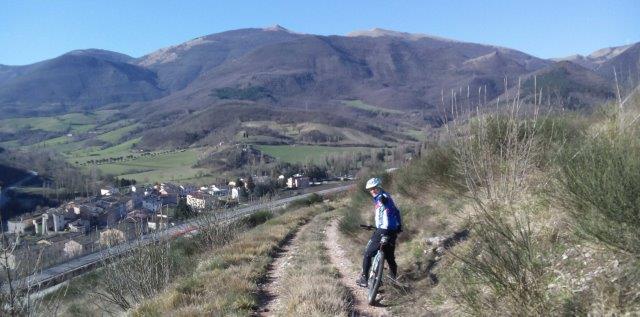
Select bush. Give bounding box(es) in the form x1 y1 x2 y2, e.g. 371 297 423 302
289 193 324 209
395 144 464 198
240 210 274 227
447 208 549 315
558 132 640 254
339 206 364 235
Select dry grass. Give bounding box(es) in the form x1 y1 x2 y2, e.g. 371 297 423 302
132 205 324 316
274 212 352 316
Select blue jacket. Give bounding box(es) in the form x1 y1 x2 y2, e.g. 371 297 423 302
373 191 402 231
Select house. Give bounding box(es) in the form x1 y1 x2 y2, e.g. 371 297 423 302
287 174 310 189
231 187 240 200
148 214 169 231
68 219 90 233
97 209 126 227
94 197 126 226
63 240 83 258
7 217 35 234
254 176 271 184
126 209 151 222
49 212 67 233
181 184 198 195
99 229 126 246
208 185 229 197
142 195 163 213
158 183 181 204
126 196 143 211
186 193 214 210
100 186 119 196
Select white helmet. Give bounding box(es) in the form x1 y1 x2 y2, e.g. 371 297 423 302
365 177 382 190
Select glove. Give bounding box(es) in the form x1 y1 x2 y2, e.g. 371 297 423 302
397 224 403 233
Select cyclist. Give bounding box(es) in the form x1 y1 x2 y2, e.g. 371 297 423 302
356 177 403 288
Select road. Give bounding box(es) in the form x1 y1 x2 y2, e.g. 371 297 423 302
8 183 354 292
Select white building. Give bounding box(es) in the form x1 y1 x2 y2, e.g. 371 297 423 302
7 217 34 234
287 174 310 189
208 185 229 197
68 219 90 233
186 193 213 210
100 187 119 196
231 187 240 200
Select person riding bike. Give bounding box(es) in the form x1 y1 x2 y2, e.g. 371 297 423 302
356 177 402 288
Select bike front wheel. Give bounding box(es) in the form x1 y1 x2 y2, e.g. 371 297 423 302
367 250 385 305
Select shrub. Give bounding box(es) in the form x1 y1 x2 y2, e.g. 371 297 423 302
446 104 553 315
395 144 464 198
289 193 324 209
338 206 363 236
447 208 549 315
557 132 640 254
240 210 274 227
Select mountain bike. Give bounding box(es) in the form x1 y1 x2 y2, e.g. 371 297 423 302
360 224 386 305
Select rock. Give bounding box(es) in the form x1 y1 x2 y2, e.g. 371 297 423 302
426 237 445 246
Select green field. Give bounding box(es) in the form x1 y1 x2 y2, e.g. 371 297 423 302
74 147 206 183
69 137 142 162
0 113 98 133
96 123 139 143
343 100 404 115
404 129 429 141
255 144 374 163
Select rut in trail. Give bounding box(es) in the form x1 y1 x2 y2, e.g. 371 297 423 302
256 222 308 316
325 218 391 317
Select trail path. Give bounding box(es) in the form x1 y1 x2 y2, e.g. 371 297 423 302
325 218 390 317
256 223 307 316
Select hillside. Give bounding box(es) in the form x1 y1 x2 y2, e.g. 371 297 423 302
1 27 637 186
36 92 640 316
0 50 165 117
521 60 616 108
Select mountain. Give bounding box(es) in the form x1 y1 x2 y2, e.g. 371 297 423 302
595 43 640 83
553 43 636 71
0 64 28 86
147 30 550 114
0 50 164 116
522 61 615 108
0 26 635 149
65 49 136 63
135 26 306 92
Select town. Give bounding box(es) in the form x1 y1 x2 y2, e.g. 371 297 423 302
1 173 350 272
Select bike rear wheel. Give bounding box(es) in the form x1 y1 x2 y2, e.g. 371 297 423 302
367 250 385 305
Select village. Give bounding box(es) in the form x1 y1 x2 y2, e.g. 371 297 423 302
1 173 337 272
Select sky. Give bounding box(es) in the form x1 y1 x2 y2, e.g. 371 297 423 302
1 0 639 66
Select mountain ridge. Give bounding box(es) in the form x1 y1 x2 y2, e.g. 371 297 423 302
0 26 636 148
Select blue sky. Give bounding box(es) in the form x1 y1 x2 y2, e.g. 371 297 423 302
1 0 638 65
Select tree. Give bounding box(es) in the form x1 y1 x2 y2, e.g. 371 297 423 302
245 176 256 194
174 198 195 220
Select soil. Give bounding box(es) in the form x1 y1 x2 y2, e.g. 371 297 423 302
325 218 390 317
256 224 306 316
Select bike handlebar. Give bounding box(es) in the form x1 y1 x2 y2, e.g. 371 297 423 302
359 224 375 230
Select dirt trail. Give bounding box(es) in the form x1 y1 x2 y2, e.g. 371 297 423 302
325 218 390 317
256 224 307 316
